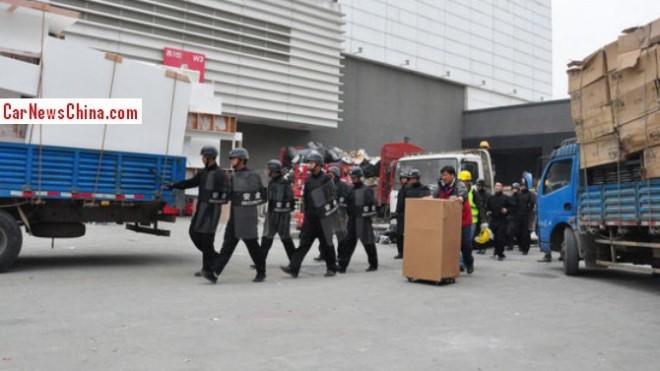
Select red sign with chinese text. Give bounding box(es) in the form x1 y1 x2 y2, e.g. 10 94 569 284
162 47 206 82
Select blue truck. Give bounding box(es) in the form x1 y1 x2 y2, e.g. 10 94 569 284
0 141 185 271
537 138 660 276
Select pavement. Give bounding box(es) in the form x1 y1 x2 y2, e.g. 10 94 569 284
1 218 659 371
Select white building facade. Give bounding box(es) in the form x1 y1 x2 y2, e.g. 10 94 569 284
48 0 344 129
340 0 553 109
4 0 555 165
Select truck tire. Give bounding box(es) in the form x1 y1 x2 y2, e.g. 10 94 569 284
0 210 23 272
563 228 580 276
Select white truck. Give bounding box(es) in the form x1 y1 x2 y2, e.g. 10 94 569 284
389 149 495 213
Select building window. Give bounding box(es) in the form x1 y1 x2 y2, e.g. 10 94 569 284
51 0 292 62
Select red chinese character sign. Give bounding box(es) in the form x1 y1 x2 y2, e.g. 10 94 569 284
162 47 206 82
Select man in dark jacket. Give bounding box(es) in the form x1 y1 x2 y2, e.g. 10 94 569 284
337 166 378 273
202 148 267 284
507 183 520 251
393 170 410 258
262 159 296 263
169 146 229 277
486 182 515 260
281 151 338 278
514 178 537 255
394 168 430 259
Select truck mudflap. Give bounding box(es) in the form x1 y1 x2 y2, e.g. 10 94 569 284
125 221 170 237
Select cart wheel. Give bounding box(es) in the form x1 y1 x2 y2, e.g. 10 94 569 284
407 277 413 282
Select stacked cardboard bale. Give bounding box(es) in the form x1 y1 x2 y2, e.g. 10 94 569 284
569 17 660 176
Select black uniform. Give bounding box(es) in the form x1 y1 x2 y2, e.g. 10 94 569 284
473 187 491 252
514 189 536 254
337 181 378 270
507 192 519 250
210 168 266 277
288 170 338 274
318 178 350 260
486 191 515 258
395 182 431 256
172 164 229 272
262 174 295 261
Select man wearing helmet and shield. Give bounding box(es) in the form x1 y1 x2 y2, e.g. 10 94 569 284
281 151 339 278
168 146 229 277
202 147 268 284
313 165 349 262
394 168 430 259
261 159 296 263
336 166 379 273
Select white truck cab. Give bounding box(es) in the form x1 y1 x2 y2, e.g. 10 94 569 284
389 149 494 214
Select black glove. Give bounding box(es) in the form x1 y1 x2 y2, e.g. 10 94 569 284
164 183 174 190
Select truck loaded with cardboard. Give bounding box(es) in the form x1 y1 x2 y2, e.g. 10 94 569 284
537 17 660 276
0 2 196 272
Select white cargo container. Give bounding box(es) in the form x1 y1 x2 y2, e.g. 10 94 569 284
28 38 191 156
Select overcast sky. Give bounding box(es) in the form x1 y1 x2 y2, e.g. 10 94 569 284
552 0 660 98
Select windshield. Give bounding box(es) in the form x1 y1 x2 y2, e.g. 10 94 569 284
394 158 459 190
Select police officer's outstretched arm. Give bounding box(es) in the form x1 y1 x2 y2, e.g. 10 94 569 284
171 171 202 190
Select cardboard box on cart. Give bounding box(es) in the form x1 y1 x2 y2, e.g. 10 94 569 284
402 198 461 283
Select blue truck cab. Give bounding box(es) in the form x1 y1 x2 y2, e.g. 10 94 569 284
537 138 660 276
537 139 580 256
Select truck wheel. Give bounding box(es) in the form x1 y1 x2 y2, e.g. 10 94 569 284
0 210 23 272
562 228 580 276
652 259 660 278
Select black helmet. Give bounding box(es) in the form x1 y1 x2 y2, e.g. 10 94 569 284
200 145 218 159
267 159 282 173
409 169 421 179
328 166 341 177
476 179 486 186
229 147 249 161
349 166 363 178
399 170 409 179
512 182 521 189
306 151 324 166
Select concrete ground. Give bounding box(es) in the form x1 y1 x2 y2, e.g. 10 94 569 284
1 219 658 371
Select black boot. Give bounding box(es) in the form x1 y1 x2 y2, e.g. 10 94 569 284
280 265 299 278
201 270 218 284
252 274 266 283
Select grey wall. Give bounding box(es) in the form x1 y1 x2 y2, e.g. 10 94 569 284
236 123 310 175
463 99 572 139
310 56 466 155
462 99 574 183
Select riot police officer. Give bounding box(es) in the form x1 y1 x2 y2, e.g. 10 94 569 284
262 159 296 262
394 169 430 259
281 151 338 278
169 146 229 276
337 166 378 272
202 148 267 284
314 166 349 261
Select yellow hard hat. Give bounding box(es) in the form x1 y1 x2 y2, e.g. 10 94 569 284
479 140 490 149
474 227 493 244
458 170 472 181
